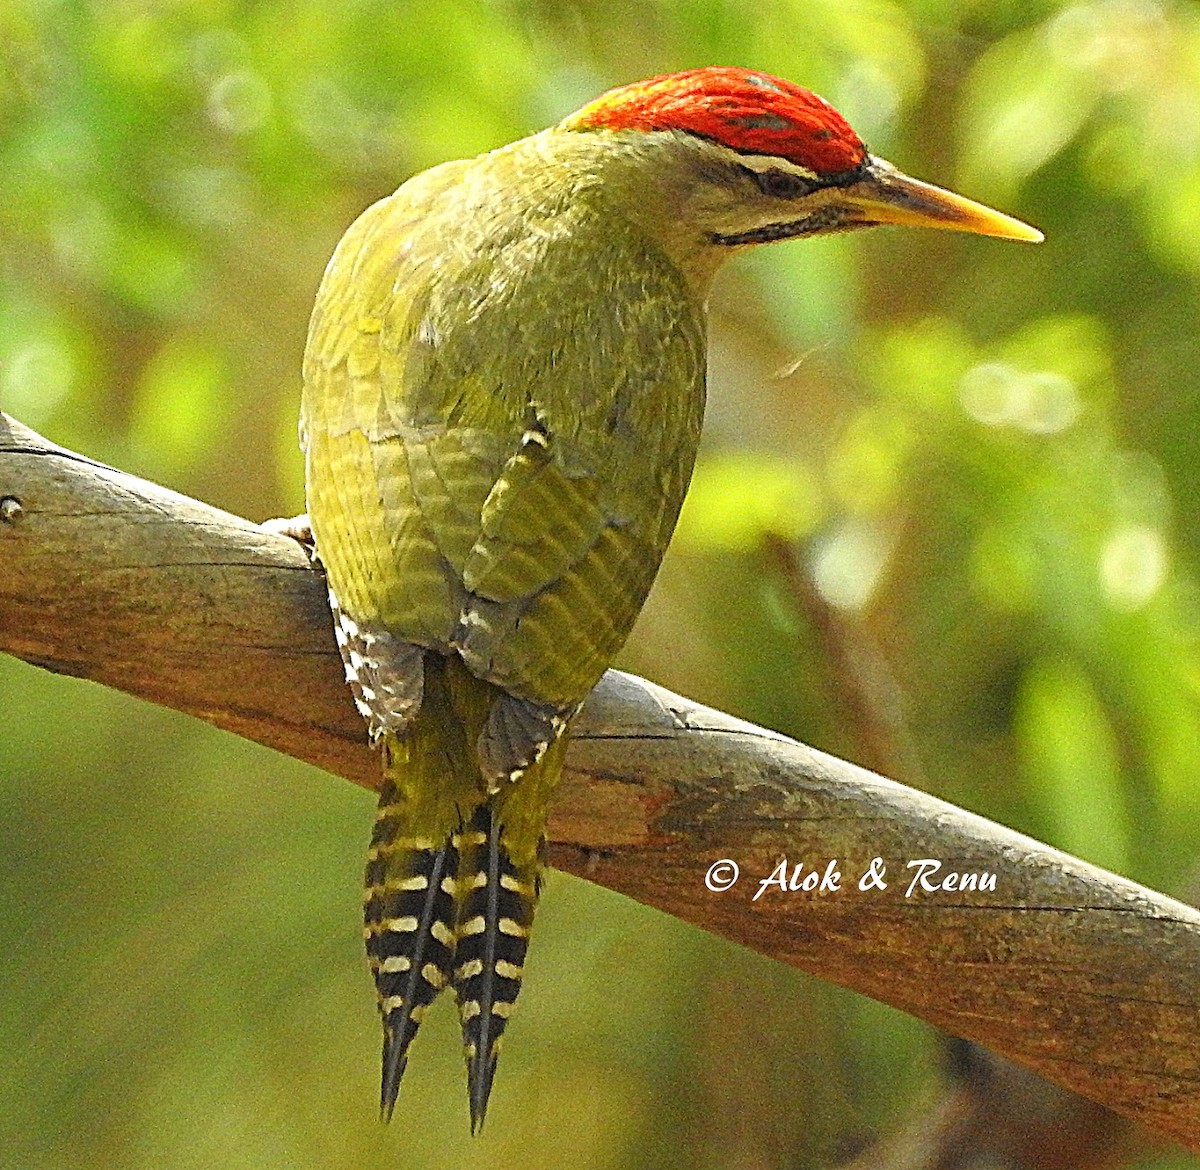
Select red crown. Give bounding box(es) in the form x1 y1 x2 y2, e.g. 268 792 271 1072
563 67 867 177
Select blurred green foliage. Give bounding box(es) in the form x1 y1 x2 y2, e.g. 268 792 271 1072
3 1 1199 1166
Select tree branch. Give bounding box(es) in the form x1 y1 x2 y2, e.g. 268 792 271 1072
3 410 1198 1151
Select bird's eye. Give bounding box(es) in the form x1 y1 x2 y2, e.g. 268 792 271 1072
747 167 813 199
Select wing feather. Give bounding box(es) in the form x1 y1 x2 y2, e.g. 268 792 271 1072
303 144 706 723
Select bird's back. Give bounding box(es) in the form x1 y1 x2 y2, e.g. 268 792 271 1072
302 131 709 723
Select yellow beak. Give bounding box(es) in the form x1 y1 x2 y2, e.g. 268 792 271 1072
842 156 1043 243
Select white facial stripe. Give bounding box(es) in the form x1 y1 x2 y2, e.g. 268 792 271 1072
733 153 821 184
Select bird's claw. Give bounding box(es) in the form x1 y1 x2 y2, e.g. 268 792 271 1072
261 513 319 564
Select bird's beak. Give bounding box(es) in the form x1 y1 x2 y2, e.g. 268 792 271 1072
839 156 1043 243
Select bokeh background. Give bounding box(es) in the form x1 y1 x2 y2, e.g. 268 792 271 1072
3 1 1200 1167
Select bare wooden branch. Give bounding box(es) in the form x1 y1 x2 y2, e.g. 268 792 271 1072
2 410 1198 1151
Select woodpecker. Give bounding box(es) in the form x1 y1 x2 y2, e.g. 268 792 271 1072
300 66 1040 1131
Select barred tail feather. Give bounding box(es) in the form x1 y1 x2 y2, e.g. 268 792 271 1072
355 651 567 1129
364 779 460 1121
453 803 540 1133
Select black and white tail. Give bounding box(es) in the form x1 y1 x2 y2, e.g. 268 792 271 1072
452 804 541 1132
363 780 459 1121
344 636 564 1130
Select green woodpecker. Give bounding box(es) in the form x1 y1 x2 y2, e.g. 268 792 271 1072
300 66 1040 1130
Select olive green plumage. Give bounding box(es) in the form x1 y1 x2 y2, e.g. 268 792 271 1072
301 66 1039 1133
301 127 706 1129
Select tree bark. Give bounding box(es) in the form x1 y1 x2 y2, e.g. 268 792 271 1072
2 410 1198 1151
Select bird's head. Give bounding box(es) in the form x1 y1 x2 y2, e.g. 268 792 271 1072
559 67 1040 272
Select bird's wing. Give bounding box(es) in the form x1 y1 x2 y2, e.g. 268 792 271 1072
302 160 705 774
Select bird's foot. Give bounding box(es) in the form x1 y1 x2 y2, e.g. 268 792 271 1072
262 513 318 562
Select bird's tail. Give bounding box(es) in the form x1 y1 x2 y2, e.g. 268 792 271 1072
362 655 566 1128
453 802 537 1133
452 729 567 1130
364 783 458 1119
